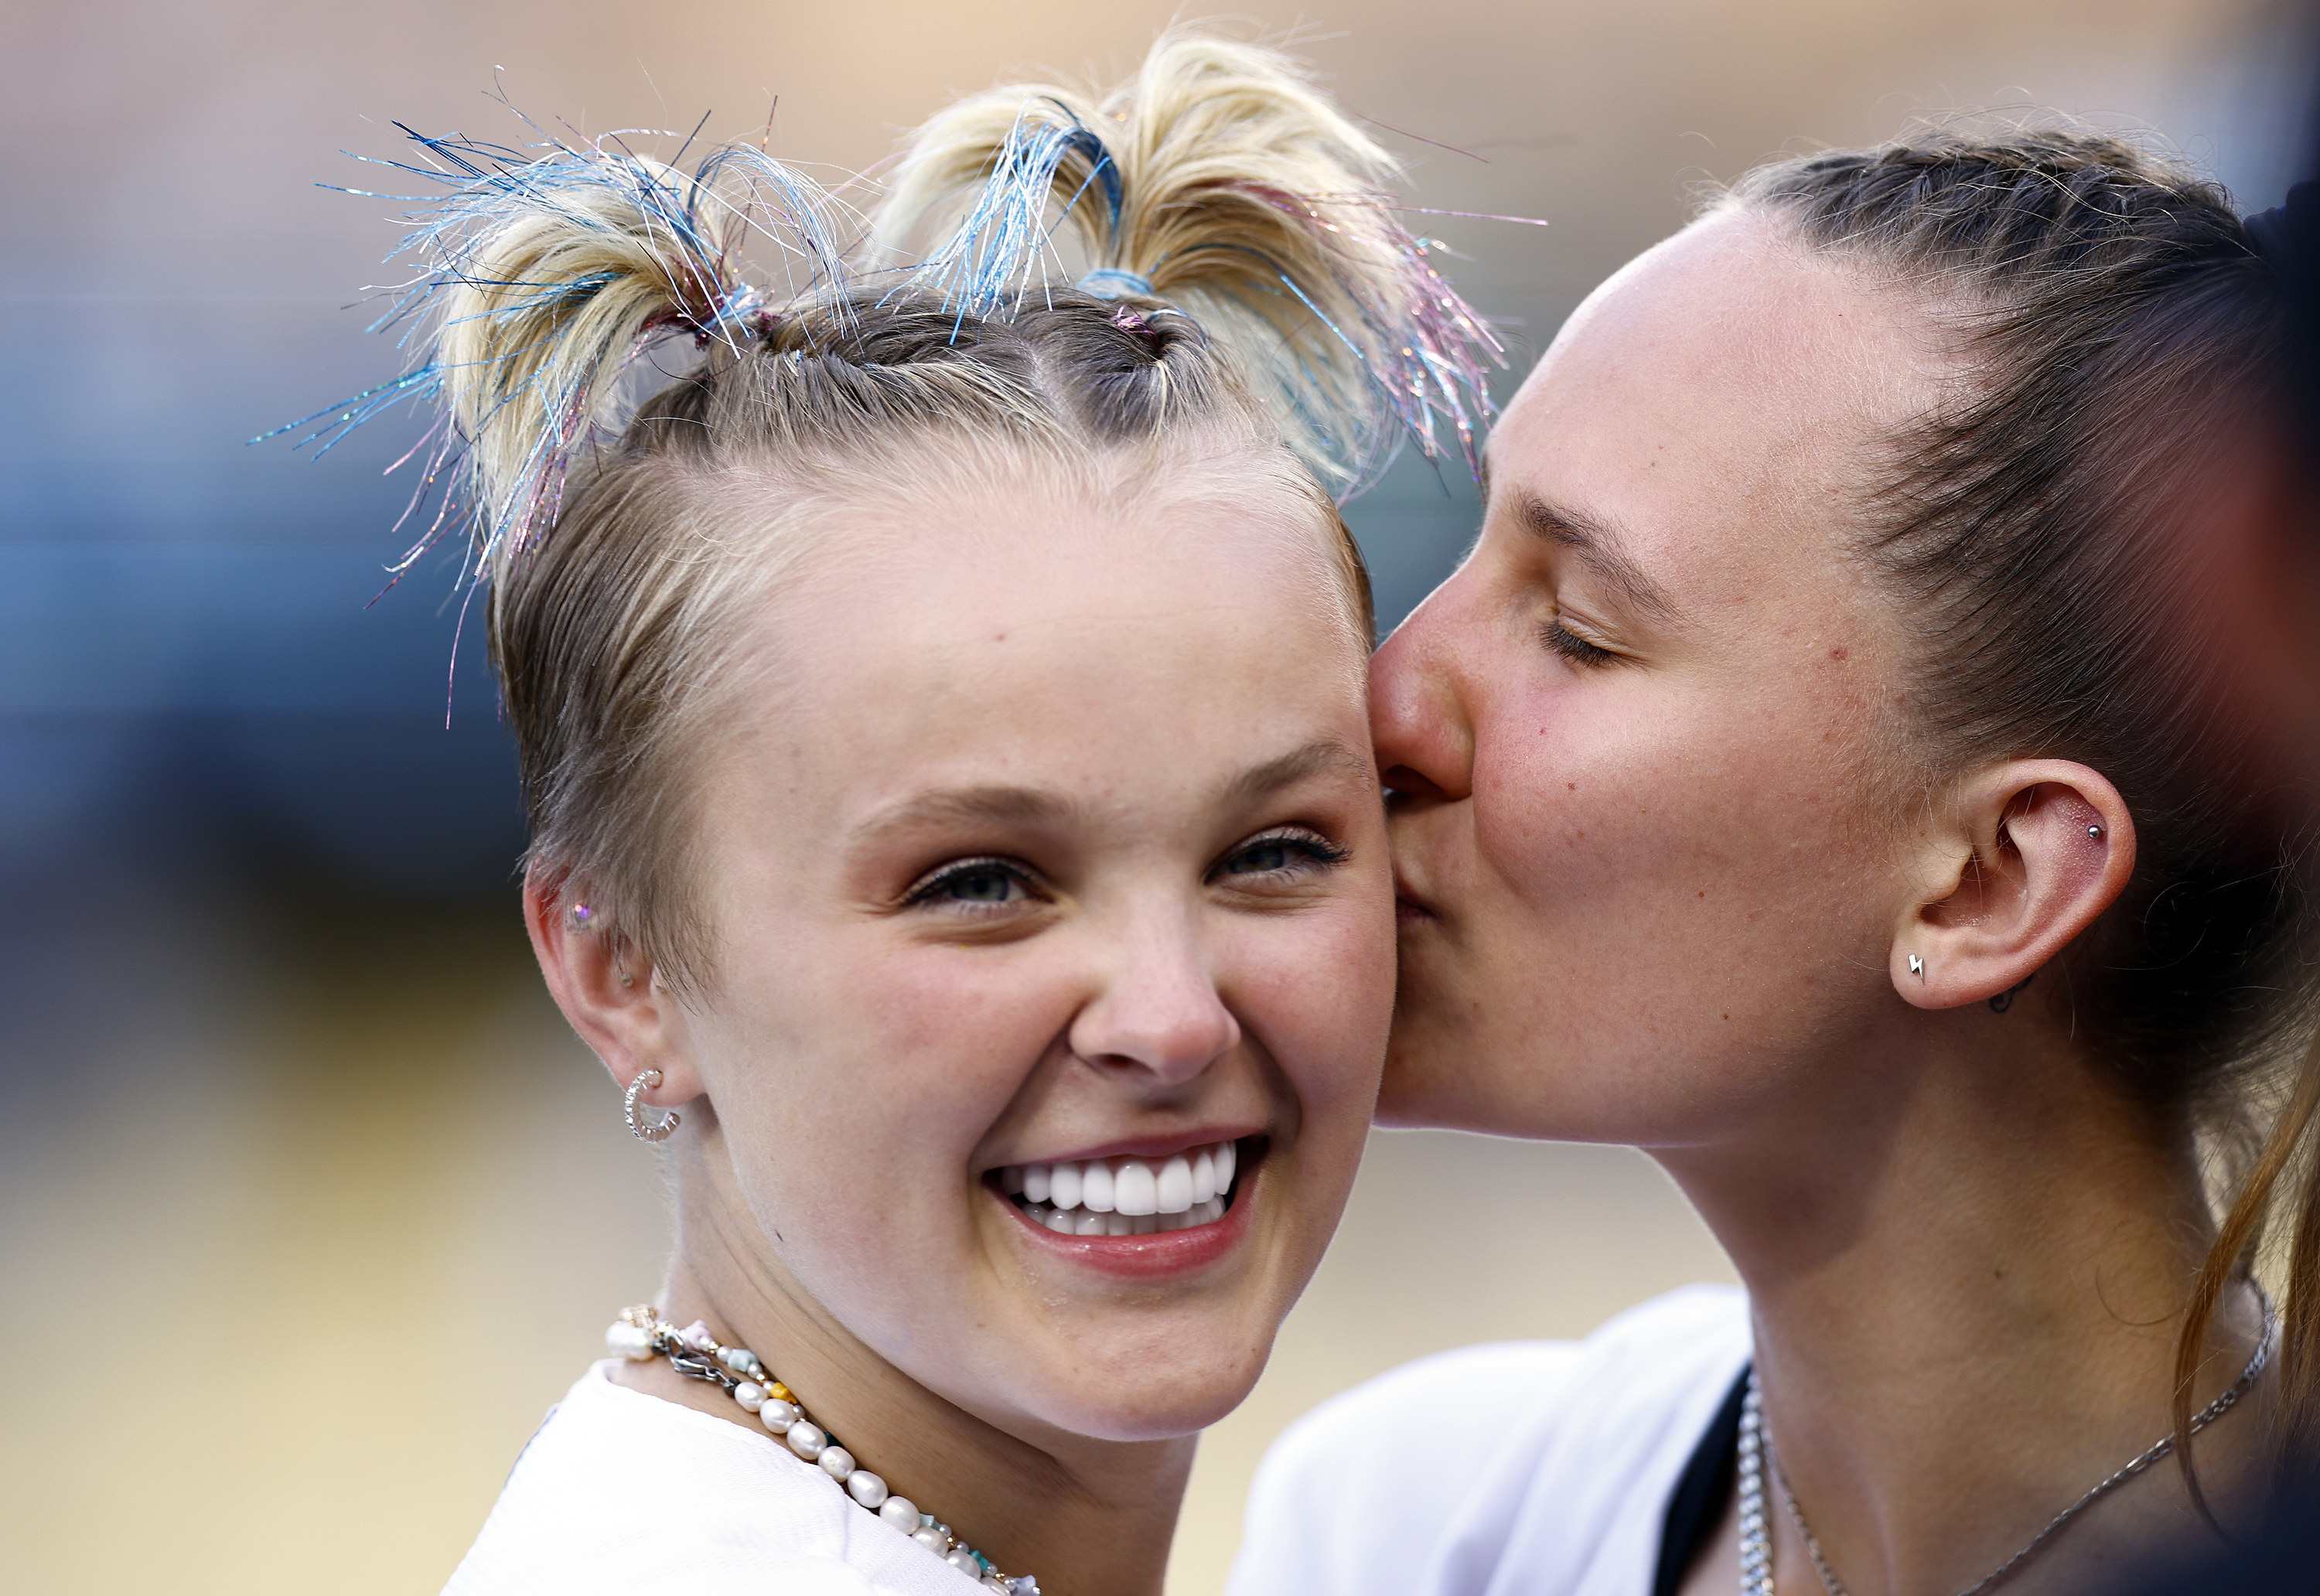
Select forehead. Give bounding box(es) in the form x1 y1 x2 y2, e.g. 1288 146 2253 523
733 473 1368 814
1492 208 1940 597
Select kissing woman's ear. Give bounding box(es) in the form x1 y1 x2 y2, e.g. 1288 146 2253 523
1888 760 2136 1010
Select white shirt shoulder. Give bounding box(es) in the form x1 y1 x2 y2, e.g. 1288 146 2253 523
1228 1284 1750 1596
443 1362 984 1596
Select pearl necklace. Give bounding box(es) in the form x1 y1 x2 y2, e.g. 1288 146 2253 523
606 1306 1039 1595
1735 1295 2274 1596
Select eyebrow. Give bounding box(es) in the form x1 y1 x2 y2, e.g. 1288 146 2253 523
1220 738 1373 807
1515 494 1680 626
858 739 1370 844
858 786 1080 843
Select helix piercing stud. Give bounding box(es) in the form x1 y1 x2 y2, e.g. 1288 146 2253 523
624 1069 681 1142
572 903 634 987
1909 953 1926 979
2088 824 2103 839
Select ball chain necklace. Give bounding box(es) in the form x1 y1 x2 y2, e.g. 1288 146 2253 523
1736 1294 2274 1596
607 1305 1039 1595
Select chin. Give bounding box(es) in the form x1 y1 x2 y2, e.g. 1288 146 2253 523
1376 1073 1515 1134
1380 943 1501 1126
1020 1336 1268 1443
1377 1004 1617 1141
1056 1391 1249 1444
1376 1005 1495 1130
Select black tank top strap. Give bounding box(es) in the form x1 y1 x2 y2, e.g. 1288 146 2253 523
1653 1365 1750 1596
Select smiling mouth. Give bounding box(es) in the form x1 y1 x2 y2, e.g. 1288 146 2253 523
995 1138 1248 1238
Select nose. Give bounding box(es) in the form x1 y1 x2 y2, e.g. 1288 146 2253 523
1370 572 1479 807
1068 908 1242 1087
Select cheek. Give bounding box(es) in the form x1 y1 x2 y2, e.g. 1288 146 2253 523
1467 670 1880 941
1230 878 1397 1135
1470 684 1740 893
699 940 1072 1254
847 943 1073 1079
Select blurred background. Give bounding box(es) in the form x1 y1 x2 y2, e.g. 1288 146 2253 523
2 1 2312 1591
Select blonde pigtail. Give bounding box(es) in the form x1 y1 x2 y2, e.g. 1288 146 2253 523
268 127 849 583
874 32 1506 499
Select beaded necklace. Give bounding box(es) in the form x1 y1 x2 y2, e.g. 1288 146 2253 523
607 1306 1039 1595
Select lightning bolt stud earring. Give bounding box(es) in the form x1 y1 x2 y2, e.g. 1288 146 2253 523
1909 953 1926 980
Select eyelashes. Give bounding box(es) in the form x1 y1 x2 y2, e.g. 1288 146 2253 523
1542 616 1621 667
898 827 1352 917
1209 827 1351 883
902 856 1042 912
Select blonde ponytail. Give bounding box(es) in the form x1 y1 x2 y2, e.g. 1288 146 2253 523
873 32 1504 498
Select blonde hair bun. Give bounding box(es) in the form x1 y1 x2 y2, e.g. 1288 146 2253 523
276 132 851 585
873 31 1506 499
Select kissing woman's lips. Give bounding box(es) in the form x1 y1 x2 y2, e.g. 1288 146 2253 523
1393 869 1440 927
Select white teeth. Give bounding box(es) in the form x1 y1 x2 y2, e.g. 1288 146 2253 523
1002 1140 1244 1229
1156 1154 1193 1214
1016 1190 1229 1236
1149 1197 1227 1233
1112 1160 1158 1216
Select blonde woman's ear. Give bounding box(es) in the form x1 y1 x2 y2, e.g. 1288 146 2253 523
521 868 705 1104
1889 759 2135 1011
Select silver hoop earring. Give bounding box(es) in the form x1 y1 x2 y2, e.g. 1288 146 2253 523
624 1069 681 1142
1909 953 1926 979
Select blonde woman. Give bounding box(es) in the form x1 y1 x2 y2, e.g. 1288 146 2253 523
280 34 1497 1596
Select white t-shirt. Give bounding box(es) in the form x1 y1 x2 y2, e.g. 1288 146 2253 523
1227 1284 1752 1596
443 1361 986 1596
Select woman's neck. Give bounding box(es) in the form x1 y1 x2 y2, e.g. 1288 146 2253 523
1659 1011 2275 1596
610 1158 1190 1596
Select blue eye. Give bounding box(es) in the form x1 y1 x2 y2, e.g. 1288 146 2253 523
904 858 1041 911
1215 829 1350 883
1236 841 1298 874
944 868 1022 903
